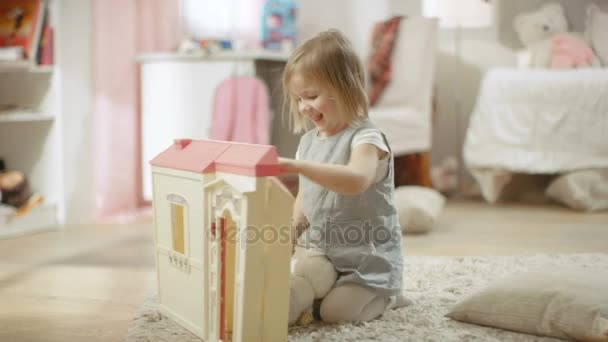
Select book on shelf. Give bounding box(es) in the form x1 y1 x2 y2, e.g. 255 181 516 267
0 0 50 67
37 24 52 65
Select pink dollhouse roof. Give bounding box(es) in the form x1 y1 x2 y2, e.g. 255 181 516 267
150 139 280 177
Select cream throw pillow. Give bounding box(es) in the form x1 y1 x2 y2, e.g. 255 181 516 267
447 267 608 341
394 186 445 234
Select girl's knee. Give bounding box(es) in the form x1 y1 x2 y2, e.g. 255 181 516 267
319 285 387 323
320 295 355 323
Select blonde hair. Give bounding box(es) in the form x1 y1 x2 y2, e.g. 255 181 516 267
282 29 369 134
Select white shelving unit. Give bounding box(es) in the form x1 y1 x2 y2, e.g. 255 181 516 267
0 1 62 238
0 62 54 74
0 204 58 238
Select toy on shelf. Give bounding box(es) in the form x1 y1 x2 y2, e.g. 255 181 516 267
0 159 44 219
150 139 294 342
261 0 296 52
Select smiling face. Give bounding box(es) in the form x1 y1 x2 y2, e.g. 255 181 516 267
288 72 346 137
282 30 369 134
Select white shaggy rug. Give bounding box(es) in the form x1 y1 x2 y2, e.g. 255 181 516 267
126 254 608 342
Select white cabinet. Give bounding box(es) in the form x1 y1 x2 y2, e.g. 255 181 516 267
138 51 298 201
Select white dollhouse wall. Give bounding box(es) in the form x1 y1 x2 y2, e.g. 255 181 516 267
151 165 293 342
152 166 208 337
205 174 293 342
230 176 293 342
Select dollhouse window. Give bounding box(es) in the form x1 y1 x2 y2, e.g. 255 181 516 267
171 204 185 254
167 194 188 255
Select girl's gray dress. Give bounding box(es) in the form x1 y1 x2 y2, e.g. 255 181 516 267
297 120 403 296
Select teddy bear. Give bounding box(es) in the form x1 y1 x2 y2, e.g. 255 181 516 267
288 247 338 325
514 3 600 69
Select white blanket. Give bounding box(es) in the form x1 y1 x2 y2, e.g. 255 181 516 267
464 68 608 202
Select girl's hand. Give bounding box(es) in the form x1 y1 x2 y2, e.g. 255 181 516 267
279 157 300 174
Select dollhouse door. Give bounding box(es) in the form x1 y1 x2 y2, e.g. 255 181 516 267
208 194 243 342
208 219 221 341
220 211 238 342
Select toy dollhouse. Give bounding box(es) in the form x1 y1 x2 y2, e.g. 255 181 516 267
150 139 294 342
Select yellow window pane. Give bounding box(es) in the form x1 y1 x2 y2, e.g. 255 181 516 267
171 204 185 254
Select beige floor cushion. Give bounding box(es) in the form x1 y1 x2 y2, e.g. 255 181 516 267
394 186 445 234
447 267 608 341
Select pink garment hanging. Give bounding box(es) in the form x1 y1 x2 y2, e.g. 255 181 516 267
210 76 270 145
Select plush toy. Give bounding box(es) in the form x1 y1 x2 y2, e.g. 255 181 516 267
394 186 445 234
513 3 600 69
551 33 598 69
0 159 43 217
514 3 568 68
288 248 338 325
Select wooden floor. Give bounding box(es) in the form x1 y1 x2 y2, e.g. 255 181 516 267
1 199 607 342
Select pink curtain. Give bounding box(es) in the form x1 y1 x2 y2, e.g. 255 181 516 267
92 0 181 219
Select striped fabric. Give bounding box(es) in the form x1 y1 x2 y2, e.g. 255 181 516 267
368 16 404 106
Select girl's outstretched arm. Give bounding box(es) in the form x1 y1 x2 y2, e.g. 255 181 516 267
279 144 381 195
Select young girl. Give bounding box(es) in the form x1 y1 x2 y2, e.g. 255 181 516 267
279 29 411 324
